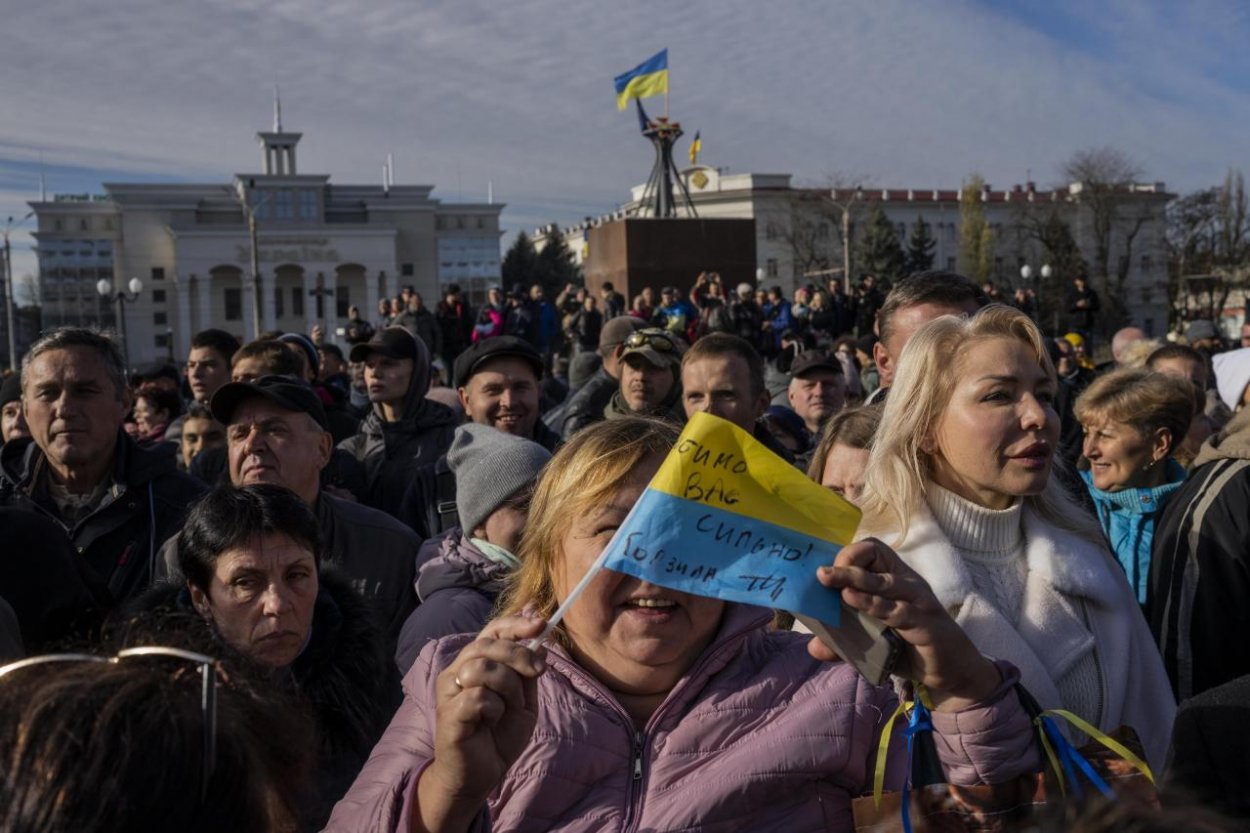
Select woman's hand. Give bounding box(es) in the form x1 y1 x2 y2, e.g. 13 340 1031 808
808 539 1001 711
415 616 547 833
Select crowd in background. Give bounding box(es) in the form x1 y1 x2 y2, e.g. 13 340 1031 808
1 267 1250 831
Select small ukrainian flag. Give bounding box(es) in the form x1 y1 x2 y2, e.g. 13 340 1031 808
689 130 701 165
614 49 668 111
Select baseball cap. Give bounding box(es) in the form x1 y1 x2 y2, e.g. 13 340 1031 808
598 315 646 350
349 327 418 363
620 328 685 369
789 350 843 378
1185 320 1220 343
210 375 329 431
453 336 544 389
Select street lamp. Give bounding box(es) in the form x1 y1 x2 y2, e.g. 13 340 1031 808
3 212 34 371
235 181 273 340
1020 263 1054 334
97 275 143 368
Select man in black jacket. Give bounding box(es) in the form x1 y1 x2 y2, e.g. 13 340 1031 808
556 314 645 439
0 328 205 606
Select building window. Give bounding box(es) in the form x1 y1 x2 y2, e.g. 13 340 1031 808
765 222 778 241
401 263 415 277
476 217 485 229
299 190 318 220
946 256 956 270
104 218 114 231
1141 286 1154 304
224 288 242 321
766 259 778 278
80 219 89 231
336 287 350 319
292 286 304 317
274 286 285 319
275 189 294 220
54 219 63 231
152 289 166 303
153 311 168 326
155 332 171 349
151 267 165 281
1141 255 1153 274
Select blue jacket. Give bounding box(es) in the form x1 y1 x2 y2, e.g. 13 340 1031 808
1081 458 1186 604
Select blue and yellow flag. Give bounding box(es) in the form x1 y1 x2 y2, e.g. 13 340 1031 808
599 412 862 623
689 130 701 165
614 49 669 111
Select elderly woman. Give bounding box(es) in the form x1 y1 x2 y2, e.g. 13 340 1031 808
807 404 883 506
1074 368 1194 605
326 417 1042 832
131 483 396 830
858 304 1175 768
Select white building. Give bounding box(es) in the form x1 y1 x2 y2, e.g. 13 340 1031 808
30 122 503 366
539 167 1173 336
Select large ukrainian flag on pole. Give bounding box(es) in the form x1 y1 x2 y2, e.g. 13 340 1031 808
598 412 862 622
614 49 669 110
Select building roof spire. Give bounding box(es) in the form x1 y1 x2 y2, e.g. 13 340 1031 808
273 84 283 133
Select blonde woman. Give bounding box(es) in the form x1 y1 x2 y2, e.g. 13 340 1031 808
858 304 1175 768
327 418 1040 832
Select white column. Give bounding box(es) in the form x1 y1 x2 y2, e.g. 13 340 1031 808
175 274 193 358
364 271 380 331
261 272 277 332
242 278 258 342
322 269 338 337
196 274 213 332
302 270 318 336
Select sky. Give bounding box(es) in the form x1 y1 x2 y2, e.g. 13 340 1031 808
1 0 1248 291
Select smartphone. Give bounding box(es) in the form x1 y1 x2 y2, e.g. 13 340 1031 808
793 602 905 687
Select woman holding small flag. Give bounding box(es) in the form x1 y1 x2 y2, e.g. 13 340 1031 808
857 304 1176 770
326 417 1042 832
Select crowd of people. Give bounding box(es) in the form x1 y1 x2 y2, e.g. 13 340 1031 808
1 268 1249 831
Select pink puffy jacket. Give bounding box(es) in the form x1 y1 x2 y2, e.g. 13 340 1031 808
325 606 1038 832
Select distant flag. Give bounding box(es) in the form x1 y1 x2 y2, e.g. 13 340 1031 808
689 130 702 165
614 49 669 111
635 99 651 133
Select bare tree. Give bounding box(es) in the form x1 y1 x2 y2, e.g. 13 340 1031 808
783 171 874 291
1061 147 1149 294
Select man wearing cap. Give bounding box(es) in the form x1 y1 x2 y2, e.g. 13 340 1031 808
395 336 558 539
173 375 423 639
787 350 847 439
558 315 646 439
341 327 458 519
1186 320 1224 355
605 327 685 423
0 328 205 607
394 423 551 673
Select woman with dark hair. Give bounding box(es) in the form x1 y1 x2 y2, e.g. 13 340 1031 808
0 646 308 832
131 386 182 448
128 483 397 829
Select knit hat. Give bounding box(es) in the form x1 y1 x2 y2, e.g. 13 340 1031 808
1212 347 1250 411
0 374 20 408
447 424 551 534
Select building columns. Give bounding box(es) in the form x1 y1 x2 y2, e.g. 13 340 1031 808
242 278 258 342
196 275 213 333
175 273 193 358
364 271 380 331
321 269 338 336
302 270 318 336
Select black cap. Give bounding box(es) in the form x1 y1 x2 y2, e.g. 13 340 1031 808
453 336 543 389
349 327 418 363
0 374 20 408
210 375 329 431
789 350 843 378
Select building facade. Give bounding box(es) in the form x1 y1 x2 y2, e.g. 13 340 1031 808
30 124 503 366
538 167 1173 336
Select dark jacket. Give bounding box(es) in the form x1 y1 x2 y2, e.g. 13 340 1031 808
434 299 473 360
127 570 398 832
1165 673 1250 821
603 381 685 425
0 507 111 650
1148 407 1250 701
0 432 205 606
557 366 617 439
338 329 459 518
394 530 509 674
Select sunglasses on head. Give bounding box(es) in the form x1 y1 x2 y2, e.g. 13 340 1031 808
0 646 221 801
624 331 678 352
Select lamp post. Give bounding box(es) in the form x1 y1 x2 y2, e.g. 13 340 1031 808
831 186 864 295
235 182 273 341
97 276 143 368
1020 263 1053 334
3 212 33 371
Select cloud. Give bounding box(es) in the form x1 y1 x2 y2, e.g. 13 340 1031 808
1 0 1248 280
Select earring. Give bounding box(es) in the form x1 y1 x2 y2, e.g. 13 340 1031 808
1143 459 1155 471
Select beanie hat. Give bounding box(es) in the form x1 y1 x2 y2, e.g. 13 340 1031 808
0 374 20 409
447 424 552 534
1212 347 1250 411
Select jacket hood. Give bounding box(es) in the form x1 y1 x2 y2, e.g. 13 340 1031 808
1193 405 1250 467
415 531 512 603
355 328 458 442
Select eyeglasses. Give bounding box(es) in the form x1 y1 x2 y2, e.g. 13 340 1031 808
0 646 220 801
624 330 680 353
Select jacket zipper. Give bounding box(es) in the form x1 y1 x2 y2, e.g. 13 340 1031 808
544 611 769 833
